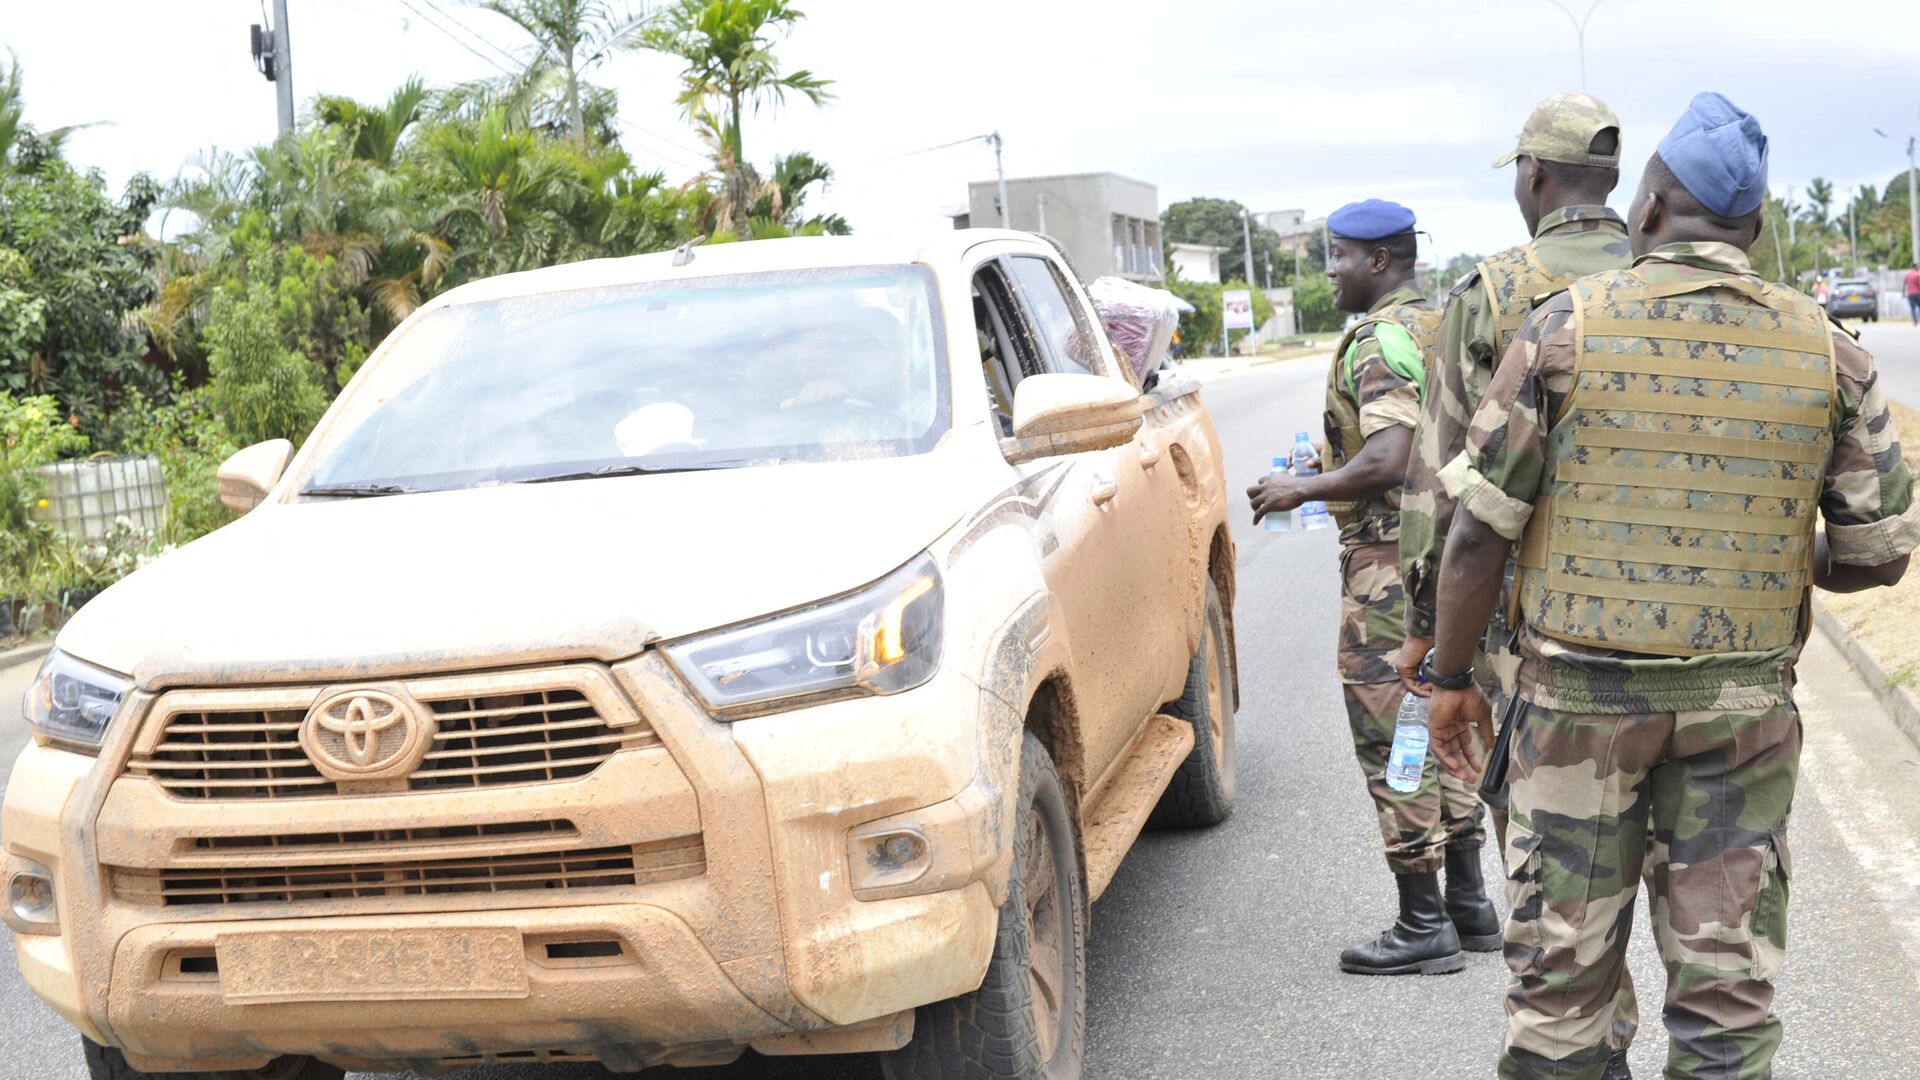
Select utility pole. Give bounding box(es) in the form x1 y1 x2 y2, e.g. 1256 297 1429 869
1036 193 1047 235
1786 185 1795 257
1850 189 1859 275
1874 125 1920 269
250 0 294 135
989 131 1010 229
1768 205 1787 282
1240 208 1256 286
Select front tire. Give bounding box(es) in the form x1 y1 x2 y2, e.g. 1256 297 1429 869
84 1041 343 1080
1147 577 1236 828
881 732 1086 1080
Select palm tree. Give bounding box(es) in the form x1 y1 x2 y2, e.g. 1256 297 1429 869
0 51 96 169
468 0 650 151
316 77 432 168
640 0 832 235
1802 177 1834 275
419 107 586 278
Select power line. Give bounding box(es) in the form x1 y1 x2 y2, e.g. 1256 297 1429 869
613 116 709 171
391 0 517 75
415 0 523 68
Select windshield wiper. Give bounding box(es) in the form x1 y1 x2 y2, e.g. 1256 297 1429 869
519 459 763 484
299 482 421 498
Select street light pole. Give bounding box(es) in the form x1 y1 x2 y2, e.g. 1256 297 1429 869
1542 0 1605 91
1874 125 1920 269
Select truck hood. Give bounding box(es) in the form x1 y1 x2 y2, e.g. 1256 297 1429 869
58 452 970 690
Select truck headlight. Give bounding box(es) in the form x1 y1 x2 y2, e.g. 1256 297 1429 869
665 554 944 717
23 649 130 752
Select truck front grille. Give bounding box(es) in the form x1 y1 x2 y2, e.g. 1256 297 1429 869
127 673 658 799
112 835 707 906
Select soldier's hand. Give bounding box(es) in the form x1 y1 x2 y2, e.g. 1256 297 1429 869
1428 685 1493 782
1247 474 1308 523
1393 636 1433 697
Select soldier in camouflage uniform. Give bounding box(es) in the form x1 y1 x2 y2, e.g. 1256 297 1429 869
1423 94 1919 1079
1398 92 1632 697
1392 93 1640 1077
1248 199 1493 976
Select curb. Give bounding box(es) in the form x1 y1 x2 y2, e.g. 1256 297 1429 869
1813 599 1920 753
0 639 52 676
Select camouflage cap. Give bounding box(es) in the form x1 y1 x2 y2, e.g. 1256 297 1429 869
1491 92 1621 169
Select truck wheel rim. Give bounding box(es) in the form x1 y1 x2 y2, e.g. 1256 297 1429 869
1023 811 1066 1062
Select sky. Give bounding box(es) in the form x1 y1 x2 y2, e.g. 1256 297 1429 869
5 0 1919 264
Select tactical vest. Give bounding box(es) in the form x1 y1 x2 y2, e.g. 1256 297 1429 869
1475 244 1561 357
1323 303 1442 528
1513 270 1837 657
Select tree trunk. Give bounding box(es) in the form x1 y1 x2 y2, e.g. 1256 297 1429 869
566 42 583 150
727 86 748 237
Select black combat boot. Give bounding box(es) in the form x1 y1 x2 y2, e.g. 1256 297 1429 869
1602 1048 1632 1079
1338 871 1466 975
1444 839 1504 952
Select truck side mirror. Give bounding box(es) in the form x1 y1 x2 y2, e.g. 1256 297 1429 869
999 373 1144 465
217 439 294 513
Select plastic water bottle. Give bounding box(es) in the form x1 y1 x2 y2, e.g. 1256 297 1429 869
1385 690 1430 793
1263 456 1291 532
1290 432 1332 531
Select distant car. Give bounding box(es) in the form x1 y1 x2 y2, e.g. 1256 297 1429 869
1827 277 1878 321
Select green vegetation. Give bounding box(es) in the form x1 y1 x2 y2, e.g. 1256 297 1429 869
1166 278 1274 357
0 3 837 622
1750 171 1918 284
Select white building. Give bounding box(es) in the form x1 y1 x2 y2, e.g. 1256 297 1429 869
1169 242 1227 284
956 172 1163 283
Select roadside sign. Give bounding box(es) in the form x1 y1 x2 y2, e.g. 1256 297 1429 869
1223 289 1255 331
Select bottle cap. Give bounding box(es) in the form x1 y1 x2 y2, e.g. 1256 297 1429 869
1272 455 1287 468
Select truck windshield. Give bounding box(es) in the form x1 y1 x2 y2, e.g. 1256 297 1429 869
300 265 948 493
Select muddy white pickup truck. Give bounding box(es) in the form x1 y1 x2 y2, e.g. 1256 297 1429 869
5 230 1238 1079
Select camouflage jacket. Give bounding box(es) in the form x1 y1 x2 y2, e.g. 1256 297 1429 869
1440 241 1920 713
1399 205 1630 637
1326 282 1432 544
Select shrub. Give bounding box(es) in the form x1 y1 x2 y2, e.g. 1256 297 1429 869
103 380 238 545
0 391 88 599
205 283 327 448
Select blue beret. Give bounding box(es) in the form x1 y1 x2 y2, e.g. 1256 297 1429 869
1327 199 1416 241
1656 91 1768 218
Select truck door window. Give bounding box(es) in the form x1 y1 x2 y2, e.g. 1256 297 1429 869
972 264 1041 435
1005 256 1104 377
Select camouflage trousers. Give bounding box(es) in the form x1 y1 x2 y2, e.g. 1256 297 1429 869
1500 699 1798 1080
1338 537 1484 874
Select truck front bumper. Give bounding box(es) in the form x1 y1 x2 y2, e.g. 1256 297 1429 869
2 652 1009 1072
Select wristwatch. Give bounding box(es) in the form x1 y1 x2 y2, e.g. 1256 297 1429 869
1419 648 1475 691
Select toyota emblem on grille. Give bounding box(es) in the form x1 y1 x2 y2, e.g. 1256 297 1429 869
300 687 433 781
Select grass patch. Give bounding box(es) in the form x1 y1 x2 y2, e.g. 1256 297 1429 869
1889 665 1916 689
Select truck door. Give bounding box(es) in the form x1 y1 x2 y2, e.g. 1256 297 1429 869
995 253 1167 780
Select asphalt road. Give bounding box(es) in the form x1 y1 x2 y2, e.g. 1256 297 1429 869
4 357 1920 1079
1856 321 1920 409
